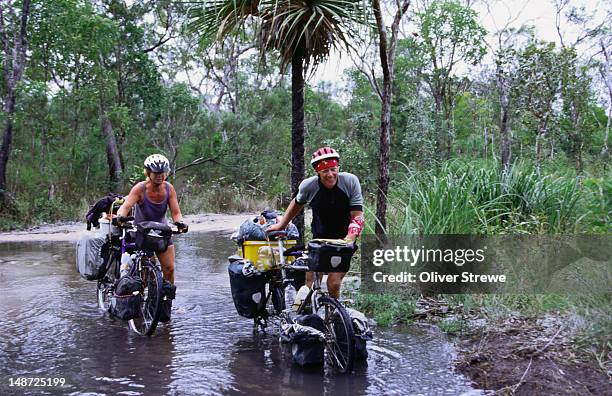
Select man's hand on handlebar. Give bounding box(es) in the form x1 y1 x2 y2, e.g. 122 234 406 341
175 221 189 233
265 222 285 233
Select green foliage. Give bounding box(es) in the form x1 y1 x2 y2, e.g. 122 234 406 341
386 160 607 234
354 293 416 327
1 0 610 236
415 0 488 68
438 317 465 335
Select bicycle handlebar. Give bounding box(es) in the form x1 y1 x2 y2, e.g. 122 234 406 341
112 216 135 226
111 216 186 234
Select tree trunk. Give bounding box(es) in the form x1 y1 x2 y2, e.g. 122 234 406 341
483 126 488 158
372 0 410 238
100 108 123 191
0 0 32 207
0 93 16 206
496 61 512 175
499 106 511 174
433 92 445 155
600 39 611 163
291 53 305 240
535 126 546 175
376 83 392 237
573 111 583 174
444 94 455 159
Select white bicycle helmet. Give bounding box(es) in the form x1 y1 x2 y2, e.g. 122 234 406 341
144 154 170 173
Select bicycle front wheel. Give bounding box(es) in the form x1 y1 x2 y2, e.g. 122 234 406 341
129 261 163 336
316 295 355 373
97 280 112 311
97 257 118 311
270 283 285 315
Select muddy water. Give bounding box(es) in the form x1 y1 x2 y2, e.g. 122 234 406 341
0 232 479 395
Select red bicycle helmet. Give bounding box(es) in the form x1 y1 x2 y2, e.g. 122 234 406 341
310 147 340 171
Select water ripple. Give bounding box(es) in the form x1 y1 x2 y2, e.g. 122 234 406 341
0 234 480 395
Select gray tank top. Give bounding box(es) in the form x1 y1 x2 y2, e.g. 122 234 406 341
134 182 170 224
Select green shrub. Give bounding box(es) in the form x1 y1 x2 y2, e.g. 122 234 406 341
354 293 416 326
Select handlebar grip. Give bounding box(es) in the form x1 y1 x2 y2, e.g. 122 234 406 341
289 265 309 271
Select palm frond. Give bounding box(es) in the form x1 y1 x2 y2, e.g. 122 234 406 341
258 0 372 73
186 0 260 43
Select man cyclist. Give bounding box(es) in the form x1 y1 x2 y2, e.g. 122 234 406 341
267 147 365 299
117 154 188 283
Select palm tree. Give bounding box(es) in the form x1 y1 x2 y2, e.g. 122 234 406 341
188 0 369 236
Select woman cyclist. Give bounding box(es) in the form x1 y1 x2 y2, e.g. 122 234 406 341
117 154 188 283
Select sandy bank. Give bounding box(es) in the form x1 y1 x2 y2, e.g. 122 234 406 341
0 213 248 243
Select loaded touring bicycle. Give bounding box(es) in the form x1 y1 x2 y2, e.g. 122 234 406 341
227 214 372 373
77 197 183 336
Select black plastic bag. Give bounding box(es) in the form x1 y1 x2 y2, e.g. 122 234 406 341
280 314 326 366
110 275 142 320
85 193 122 230
235 211 300 242
347 308 373 360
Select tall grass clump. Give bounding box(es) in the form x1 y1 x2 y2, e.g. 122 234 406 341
386 160 599 234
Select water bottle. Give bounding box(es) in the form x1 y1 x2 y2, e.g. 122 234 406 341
119 252 132 278
293 285 310 311
284 284 296 311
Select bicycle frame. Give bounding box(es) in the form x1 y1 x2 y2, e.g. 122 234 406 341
268 235 323 315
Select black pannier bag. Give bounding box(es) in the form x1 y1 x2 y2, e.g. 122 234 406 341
280 314 326 366
228 260 267 318
307 239 356 273
347 308 373 360
76 234 111 280
135 221 172 253
158 280 176 323
110 275 142 320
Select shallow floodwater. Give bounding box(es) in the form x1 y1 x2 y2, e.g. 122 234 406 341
0 232 479 395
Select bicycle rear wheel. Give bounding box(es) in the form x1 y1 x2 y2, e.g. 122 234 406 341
316 295 355 373
129 261 163 336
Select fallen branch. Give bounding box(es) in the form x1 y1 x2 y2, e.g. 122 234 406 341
513 357 533 393
532 325 565 357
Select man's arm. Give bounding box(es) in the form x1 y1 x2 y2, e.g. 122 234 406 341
267 199 304 232
344 210 365 242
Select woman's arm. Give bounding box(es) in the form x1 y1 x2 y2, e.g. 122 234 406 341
167 184 183 223
117 183 142 218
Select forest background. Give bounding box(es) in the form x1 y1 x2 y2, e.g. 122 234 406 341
1 0 611 377
0 0 609 236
